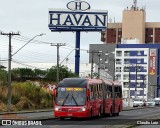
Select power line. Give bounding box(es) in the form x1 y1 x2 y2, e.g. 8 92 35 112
12 59 47 70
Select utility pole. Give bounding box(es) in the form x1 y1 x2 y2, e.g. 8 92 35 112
0 32 20 112
51 43 66 84
87 50 102 79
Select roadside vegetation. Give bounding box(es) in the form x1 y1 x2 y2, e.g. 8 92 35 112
0 65 77 112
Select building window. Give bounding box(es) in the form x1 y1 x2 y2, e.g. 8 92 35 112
124 59 130 64
105 67 108 72
137 59 141 63
124 51 130 56
124 75 129 80
137 75 141 79
137 51 141 55
137 66 141 71
105 51 109 55
137 82 140 87
105 59 108 63
124 67 129 72
118 28 122 31
116 59 121 64
137 90 140 95
116 74 121 80
116 51 122 56
116 67 121 72
143 67 147 72
124 82 129 88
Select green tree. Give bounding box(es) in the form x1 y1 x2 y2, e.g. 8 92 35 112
45 65 77 82
34 69 47 79
12 68 34 81
45 66 57 81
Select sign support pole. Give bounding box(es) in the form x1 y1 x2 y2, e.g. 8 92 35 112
75 31 80 76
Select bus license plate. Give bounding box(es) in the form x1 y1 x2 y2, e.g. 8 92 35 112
67 114 73 116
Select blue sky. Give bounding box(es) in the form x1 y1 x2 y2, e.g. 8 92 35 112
0 0 160 69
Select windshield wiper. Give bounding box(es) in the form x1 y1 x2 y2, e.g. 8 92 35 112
71 92 79 106
62 92 69 106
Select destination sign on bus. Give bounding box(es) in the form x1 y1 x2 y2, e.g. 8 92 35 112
61 88 84 91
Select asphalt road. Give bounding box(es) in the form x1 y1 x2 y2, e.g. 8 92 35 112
1 107 160 128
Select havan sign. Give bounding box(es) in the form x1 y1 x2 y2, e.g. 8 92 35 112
48 0 108 31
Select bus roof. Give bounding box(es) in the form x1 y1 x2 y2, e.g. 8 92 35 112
58 78 115 87
111 81 122 86
58 78 88 87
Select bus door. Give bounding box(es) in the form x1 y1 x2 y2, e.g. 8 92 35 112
114 85 122 113
89 84 98 116
105 84 112 114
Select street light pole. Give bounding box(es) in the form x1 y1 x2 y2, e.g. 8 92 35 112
12 33 45 57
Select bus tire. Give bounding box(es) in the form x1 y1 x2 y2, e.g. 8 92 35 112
109 107 112 117
60 117 65 120
116 106 120 116
90 109 93 119
98 107 102 118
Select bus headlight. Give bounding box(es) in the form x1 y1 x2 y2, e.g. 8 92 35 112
79 106 87 112
54 106 62 111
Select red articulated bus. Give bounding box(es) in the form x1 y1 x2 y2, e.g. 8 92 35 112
52 78 122 120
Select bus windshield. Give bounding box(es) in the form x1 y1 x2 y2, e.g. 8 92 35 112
56 87 86 106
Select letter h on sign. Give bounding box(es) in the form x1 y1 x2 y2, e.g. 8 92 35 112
75 1 82 10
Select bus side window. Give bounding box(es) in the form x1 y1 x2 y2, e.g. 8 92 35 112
92 85 96 99
119 86 122 98
105 84 110 98
99 84 103 98
115 86 118 98
109 85 112 98
90 85 94 100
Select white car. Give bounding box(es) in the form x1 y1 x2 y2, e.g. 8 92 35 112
146 99 155 106
154 98 160 106
133 98 145 107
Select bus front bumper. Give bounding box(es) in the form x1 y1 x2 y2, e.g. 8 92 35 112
54 110 89 118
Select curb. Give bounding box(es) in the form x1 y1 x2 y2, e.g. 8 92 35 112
0 106 152 115
123 106 155 111
0 109 53 115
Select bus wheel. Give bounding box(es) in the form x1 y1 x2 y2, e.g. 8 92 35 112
109 107 112 117
60 117 65 120
90 109 93 119
98 107 102 118
116 106 120 116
